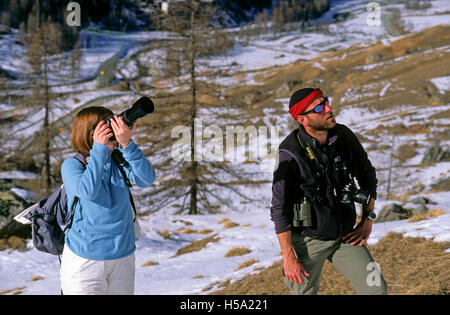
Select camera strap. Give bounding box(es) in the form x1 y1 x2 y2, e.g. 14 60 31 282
111 150 137 222
296 133 325 178
296 133 334 214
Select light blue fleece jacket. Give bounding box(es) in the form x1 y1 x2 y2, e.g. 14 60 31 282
61 140 156 260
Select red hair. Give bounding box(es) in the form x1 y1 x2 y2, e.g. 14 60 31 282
71 107 113 155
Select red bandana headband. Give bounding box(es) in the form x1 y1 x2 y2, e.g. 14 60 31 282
289 89 323 120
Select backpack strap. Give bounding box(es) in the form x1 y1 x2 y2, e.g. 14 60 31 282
58 154 87 272
64 154 87 233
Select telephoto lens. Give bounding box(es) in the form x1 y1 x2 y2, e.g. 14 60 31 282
106 96 155 141
120 96 154 127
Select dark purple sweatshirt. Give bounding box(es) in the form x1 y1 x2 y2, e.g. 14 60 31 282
270 124 377 239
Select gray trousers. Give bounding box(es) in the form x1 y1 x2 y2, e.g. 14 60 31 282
283 234 387 295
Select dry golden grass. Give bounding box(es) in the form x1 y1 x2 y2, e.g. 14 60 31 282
218 26 450 134
397 144 417 162
210 260 284 295
319 25 450 111
225 247 251 258
212 232 450 295
198 229 214 234
12 289 25 295
0 287 26 295
158 230 172 239
29 276 44 282
408 209 447 222
202 280 222 292
176 227 213 235
219 279 232 288
172 234 221 258
236 259 259 271
172 219 193 226
218 218 240 229
178 228 197 234
223 221 240 229
429 108 450 120
367 123 431 137
141 260 159 267
0 236 27 251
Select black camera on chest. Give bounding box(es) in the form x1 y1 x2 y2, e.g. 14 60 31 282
340 177 371 205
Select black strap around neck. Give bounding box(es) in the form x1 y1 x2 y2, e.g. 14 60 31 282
296 132 325 178
111 150 137 221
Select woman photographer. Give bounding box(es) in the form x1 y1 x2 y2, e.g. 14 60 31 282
60 106 155 295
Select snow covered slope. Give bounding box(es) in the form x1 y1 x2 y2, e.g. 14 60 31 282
1 0 449 295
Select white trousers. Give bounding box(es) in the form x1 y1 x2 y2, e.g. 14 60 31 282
60 244 135 295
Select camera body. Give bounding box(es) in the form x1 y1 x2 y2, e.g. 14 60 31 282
340 177 371 205
104 96 154 141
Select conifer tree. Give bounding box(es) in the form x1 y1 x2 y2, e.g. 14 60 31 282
143 0 257 216
21 3 81 194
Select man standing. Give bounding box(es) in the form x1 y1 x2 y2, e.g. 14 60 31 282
271 88 387 295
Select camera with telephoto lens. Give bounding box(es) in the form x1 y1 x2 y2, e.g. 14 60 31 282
104 96 154 141
340 177 371 205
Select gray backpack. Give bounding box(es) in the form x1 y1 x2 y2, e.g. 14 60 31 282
24 154 86 256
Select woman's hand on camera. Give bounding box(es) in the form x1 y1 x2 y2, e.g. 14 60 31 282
93 120 114 147
110 116 135 149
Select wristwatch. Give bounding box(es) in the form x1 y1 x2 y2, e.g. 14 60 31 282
365 211 377 221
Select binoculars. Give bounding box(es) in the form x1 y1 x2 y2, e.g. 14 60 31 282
293 198 312 228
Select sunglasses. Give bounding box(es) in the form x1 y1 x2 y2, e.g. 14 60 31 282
299 97 329 116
